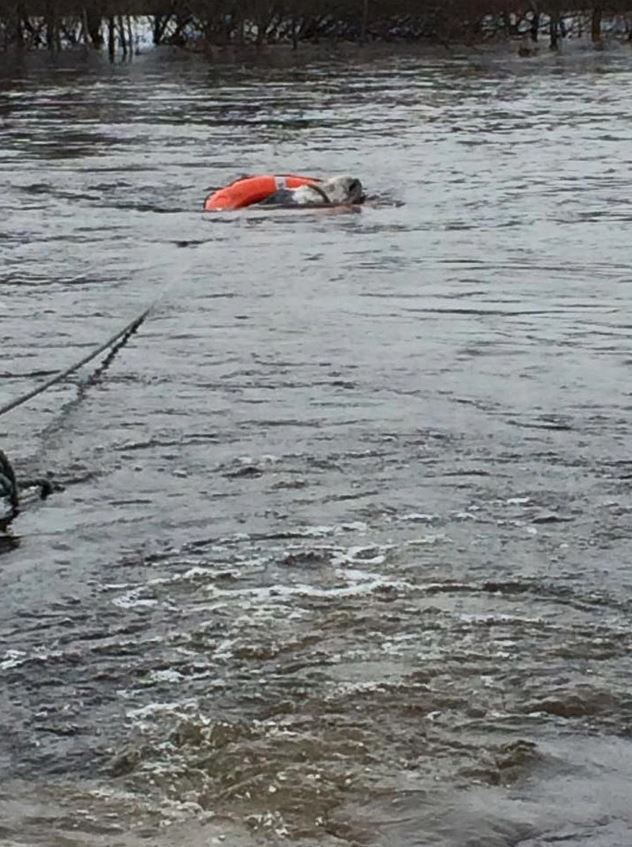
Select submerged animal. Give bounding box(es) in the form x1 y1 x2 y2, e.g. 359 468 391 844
204 174 365 211
260 175 365 208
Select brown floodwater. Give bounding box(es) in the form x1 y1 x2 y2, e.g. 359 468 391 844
2 40 632 847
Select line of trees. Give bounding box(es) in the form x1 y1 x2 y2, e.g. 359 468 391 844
1 2 632 53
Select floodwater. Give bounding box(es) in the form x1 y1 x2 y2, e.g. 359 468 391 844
1 41 632 847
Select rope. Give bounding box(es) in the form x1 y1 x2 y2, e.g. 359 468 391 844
308 183 332 205
0 306 152 419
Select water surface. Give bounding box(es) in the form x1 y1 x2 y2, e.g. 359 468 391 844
2 42 632 846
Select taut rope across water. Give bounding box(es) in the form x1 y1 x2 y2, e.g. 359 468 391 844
0 306 152 419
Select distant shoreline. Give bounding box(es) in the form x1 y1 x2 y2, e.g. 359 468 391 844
1 8 631 59
1 34 630 71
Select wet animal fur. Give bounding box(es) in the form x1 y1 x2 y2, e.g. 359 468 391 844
261 175 365 207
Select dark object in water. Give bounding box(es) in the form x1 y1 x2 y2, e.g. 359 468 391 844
1 448 19 525
204 174 365 211
204 173 319 211
258 176 365 208
1 450 62 530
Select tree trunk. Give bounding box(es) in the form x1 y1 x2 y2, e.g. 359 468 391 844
591 5 602 42
118 15 127 57
502 11 517 36
127 16 134 54
81 7 89 47
359 0 369 45
291 14 298 49
549 10 560 49
530 11 539 42
45 1 58 51
86 7 102 47
107 15 115 60
13 3 24 47
153 14 172 45
21 13 40 47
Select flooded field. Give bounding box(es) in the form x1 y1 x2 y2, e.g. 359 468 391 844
2 42 632 846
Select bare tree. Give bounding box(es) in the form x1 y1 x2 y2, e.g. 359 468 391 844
3 0 632 52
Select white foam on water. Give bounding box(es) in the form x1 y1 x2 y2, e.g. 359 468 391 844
148 669 184 683
112 589 159 609
0 650 26 671
406 534 447 545
126 699 199 720
145 566 215 589
399 513 440 523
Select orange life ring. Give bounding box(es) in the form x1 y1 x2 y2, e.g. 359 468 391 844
204 174 319 211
